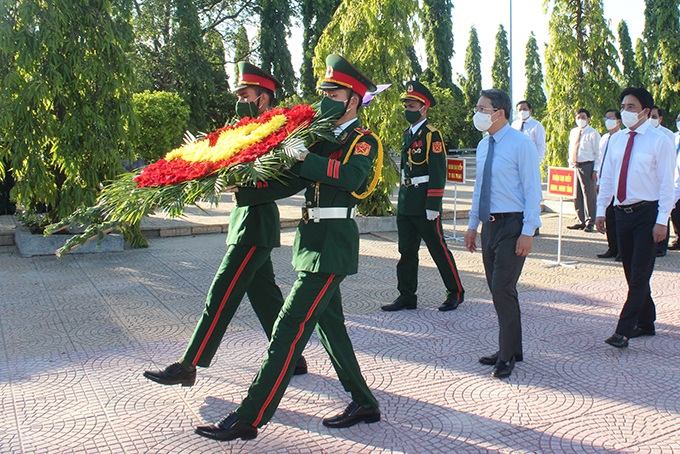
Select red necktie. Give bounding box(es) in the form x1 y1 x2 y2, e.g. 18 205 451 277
616 131 637 204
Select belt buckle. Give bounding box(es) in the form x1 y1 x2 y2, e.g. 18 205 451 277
623 206 633 214
489 215 496 222
403 178 412 187
301 207 309 223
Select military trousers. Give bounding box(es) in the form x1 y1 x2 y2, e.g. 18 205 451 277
396 215 464 304
236 271 378 428
180 244 284 368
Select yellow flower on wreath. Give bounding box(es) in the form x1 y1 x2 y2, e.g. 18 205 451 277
165 114 288 163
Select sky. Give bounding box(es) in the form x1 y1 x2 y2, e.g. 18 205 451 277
286 0 646 105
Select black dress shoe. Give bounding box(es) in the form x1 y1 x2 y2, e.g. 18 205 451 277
597 250 616 259
143 362 196 387
491 357 516 378
438 293 464 312
567 223 585 230
604 333 628 348
294 355 308 375
583 224 595 233
479 351 523 365
322 401 380 428
195 412 257 441
381 299 416 311
615 255 622 262
630 326 655 338
656 250 667 257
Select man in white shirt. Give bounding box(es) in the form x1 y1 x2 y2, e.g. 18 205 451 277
511 100 546 160
567 109 601 232
595 109 622 259
596 87 675 348
669 111 680 250
649 106 676 142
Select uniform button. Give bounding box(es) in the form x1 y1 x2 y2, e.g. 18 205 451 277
306 201 312 206
310 183 315 187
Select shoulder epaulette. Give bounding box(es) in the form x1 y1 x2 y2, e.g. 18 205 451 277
354 127 372 135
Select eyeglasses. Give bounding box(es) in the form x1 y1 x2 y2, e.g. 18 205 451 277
474 106 499 114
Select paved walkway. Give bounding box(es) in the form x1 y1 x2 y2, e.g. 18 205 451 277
2 194 680 452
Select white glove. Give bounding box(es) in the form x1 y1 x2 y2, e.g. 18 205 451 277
284 141 308 161
426 210 439 221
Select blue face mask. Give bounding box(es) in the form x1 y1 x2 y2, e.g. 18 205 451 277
318 96 348 120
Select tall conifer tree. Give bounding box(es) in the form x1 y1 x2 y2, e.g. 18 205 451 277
617 20 642 88
523 32 547 119
458 26 483 148
421 0 454 89
491 24 510 94
259 0 296 97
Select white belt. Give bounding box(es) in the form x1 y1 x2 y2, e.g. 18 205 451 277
401 175 430 187
302 207 356 223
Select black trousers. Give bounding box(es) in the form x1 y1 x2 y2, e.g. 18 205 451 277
614 202 658 337
574 161 597 226
605 200 618 255
481 213 526 362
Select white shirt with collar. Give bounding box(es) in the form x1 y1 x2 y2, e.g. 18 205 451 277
333 118 358 138
596 129 620 174
511 116 546 160
596 121 676 224
568 124 601 168
656 124 676 143
409 118 427 135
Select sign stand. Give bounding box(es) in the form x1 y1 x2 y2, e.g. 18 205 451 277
445 157 466 242
543 167 578 268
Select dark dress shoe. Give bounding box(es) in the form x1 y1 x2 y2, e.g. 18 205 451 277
668 241 680 250
195 412 257 441
567 223 585 230
438 294 464 312
656 250 667 257
615 255 622 262
533 228 540 236
583 224 595 233
322 401 380 428
597 250 616 259
630 326 655 338
479 351 523 365
604 333 628 348
294 355 308 375
143 362 196 387
381 299 416 311
491 357 516 378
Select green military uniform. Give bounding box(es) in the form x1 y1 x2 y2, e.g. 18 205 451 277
231 54 380 428
392 81 464 309
179 63 287 368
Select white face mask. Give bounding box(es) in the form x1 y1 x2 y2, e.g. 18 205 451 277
473 111 494 132
621 110 642 129
519 110 531 120
649 118 660 128
576 118 587 128
604 119 619 131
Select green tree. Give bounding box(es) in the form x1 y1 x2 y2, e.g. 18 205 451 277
492 24 510 94
524 32 547 119
314 0 419 215
405 45 423 77
458 26 483 148
641 0 680 125
617 20 642 88
634 38 649 87
259 0 296 97
300 0 342 98
173 0 212 131
542 0 620 168
203 29 236 129
233 25 250 82
0 0 135 226
420 0 454 89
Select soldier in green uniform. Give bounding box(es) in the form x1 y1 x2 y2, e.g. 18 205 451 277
194 54 381 442
382 81 465 312
143 62 307 387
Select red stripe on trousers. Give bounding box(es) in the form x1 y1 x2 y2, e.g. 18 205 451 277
436 221 463 295
253 274 336 426
192 245 258 365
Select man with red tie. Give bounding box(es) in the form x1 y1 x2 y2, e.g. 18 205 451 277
596 87 676 348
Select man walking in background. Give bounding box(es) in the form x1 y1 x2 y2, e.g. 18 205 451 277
596 109 622 260
567 109 601 232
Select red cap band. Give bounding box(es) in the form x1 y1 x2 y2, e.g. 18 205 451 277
239 73 277 92
325 70 369 97
404 91 431 107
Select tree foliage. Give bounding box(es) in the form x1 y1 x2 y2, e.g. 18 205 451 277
634 38 649 88
314 0 419 215
300 0 342 99
0 0 135 226
617 20 642 88
420 0 454 89
641 0 680 125
458 26 483 148
258 0 296 97
542 0 620 168
492 24 510 94
523 31 547 119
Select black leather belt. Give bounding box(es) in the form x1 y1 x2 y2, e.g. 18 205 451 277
489 212 522 222
615 200 656 214
574 161 594 167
